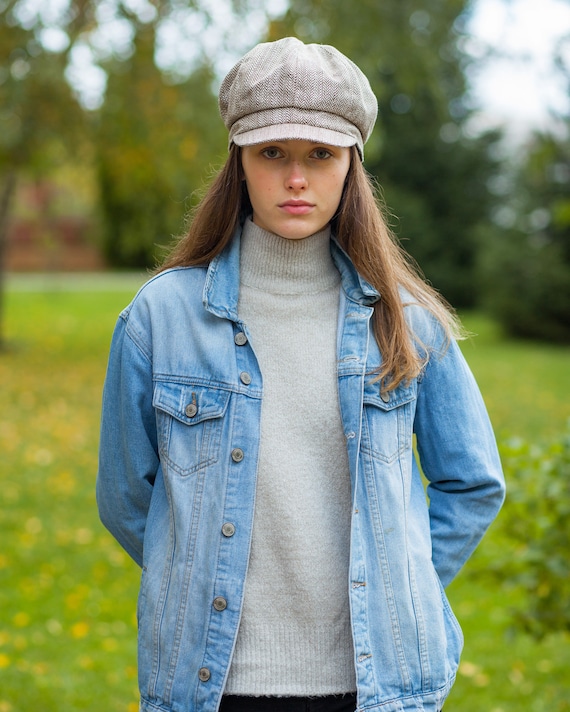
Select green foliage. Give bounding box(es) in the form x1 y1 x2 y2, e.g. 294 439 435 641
478 225 570 343
489 431 570 639
95 24 227 268
478 131 570 342
0 3 85 172
375 123 502 307
0 0 268 272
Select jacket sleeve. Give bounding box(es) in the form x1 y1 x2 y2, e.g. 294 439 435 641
96 311 159 567
413 320 505 587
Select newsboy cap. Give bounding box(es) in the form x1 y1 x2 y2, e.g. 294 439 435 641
219 37 378 159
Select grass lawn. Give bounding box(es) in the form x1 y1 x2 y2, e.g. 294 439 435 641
458 313 570 442
0 282 568 711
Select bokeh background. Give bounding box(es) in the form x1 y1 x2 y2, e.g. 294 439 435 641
0 0 569 710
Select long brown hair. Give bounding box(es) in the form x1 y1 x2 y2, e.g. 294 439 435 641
159 144 461 391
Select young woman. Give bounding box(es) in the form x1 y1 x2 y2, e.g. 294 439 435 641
97 37 505 712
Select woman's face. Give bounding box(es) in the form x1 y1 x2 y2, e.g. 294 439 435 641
240 140 351 240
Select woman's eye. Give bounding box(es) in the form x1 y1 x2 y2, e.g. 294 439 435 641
261 147 281 159
312 148 332 159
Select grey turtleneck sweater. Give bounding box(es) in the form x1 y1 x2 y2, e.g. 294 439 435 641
224 218 356 696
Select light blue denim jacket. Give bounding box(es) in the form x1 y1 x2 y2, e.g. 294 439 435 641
97 227 505 712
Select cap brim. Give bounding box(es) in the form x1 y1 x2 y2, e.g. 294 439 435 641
232 123 358 149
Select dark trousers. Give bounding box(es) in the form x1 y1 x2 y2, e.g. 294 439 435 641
219 693 357 712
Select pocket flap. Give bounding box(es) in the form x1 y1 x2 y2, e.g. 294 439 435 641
153 382 230 425
363 377 417 411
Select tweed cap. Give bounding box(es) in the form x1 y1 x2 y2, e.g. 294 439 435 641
219 37 378 159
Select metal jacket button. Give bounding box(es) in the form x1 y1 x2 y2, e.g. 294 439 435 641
221 522 236 537
185 403 198 417
213 596 227 611
231 448 244 462
240 371 252 385
380 391 390 403
198 667 211 682
234 332 247 346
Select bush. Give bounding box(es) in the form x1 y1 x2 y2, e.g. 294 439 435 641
491 428 570 638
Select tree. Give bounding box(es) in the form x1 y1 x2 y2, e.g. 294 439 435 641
64 0 275 268
95 19 226 268
0 2 85 349
0 0 276 280
478 33 570 342
269 0 503 306
477 132 570 342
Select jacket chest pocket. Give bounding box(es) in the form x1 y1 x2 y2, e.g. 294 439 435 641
153 382 230 477
361 378 417 464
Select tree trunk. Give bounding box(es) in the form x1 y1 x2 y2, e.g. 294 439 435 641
0 170 17 352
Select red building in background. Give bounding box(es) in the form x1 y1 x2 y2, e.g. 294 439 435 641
4 179 104 272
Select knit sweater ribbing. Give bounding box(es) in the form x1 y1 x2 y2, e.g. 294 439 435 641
223 219 356 696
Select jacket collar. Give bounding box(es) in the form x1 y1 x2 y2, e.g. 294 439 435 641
203 223 380 320
329 237 380 306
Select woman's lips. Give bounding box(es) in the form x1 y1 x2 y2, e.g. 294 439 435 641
279 201 315 215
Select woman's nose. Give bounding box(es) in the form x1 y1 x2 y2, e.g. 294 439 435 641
285 162 308 191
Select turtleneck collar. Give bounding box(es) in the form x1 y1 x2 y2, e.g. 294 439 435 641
239 217 340 295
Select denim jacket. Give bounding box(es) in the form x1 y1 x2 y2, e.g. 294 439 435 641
97 227 505 712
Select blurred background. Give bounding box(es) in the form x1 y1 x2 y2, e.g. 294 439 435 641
0 0 569 710
2 0 570 338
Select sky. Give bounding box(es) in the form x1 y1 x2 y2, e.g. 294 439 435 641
465 0 570 137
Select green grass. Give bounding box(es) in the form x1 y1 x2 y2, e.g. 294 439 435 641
1 289 142 712
0 288 569 711
458 312 570 442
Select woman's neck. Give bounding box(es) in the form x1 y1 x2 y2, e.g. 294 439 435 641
239 217 339 295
